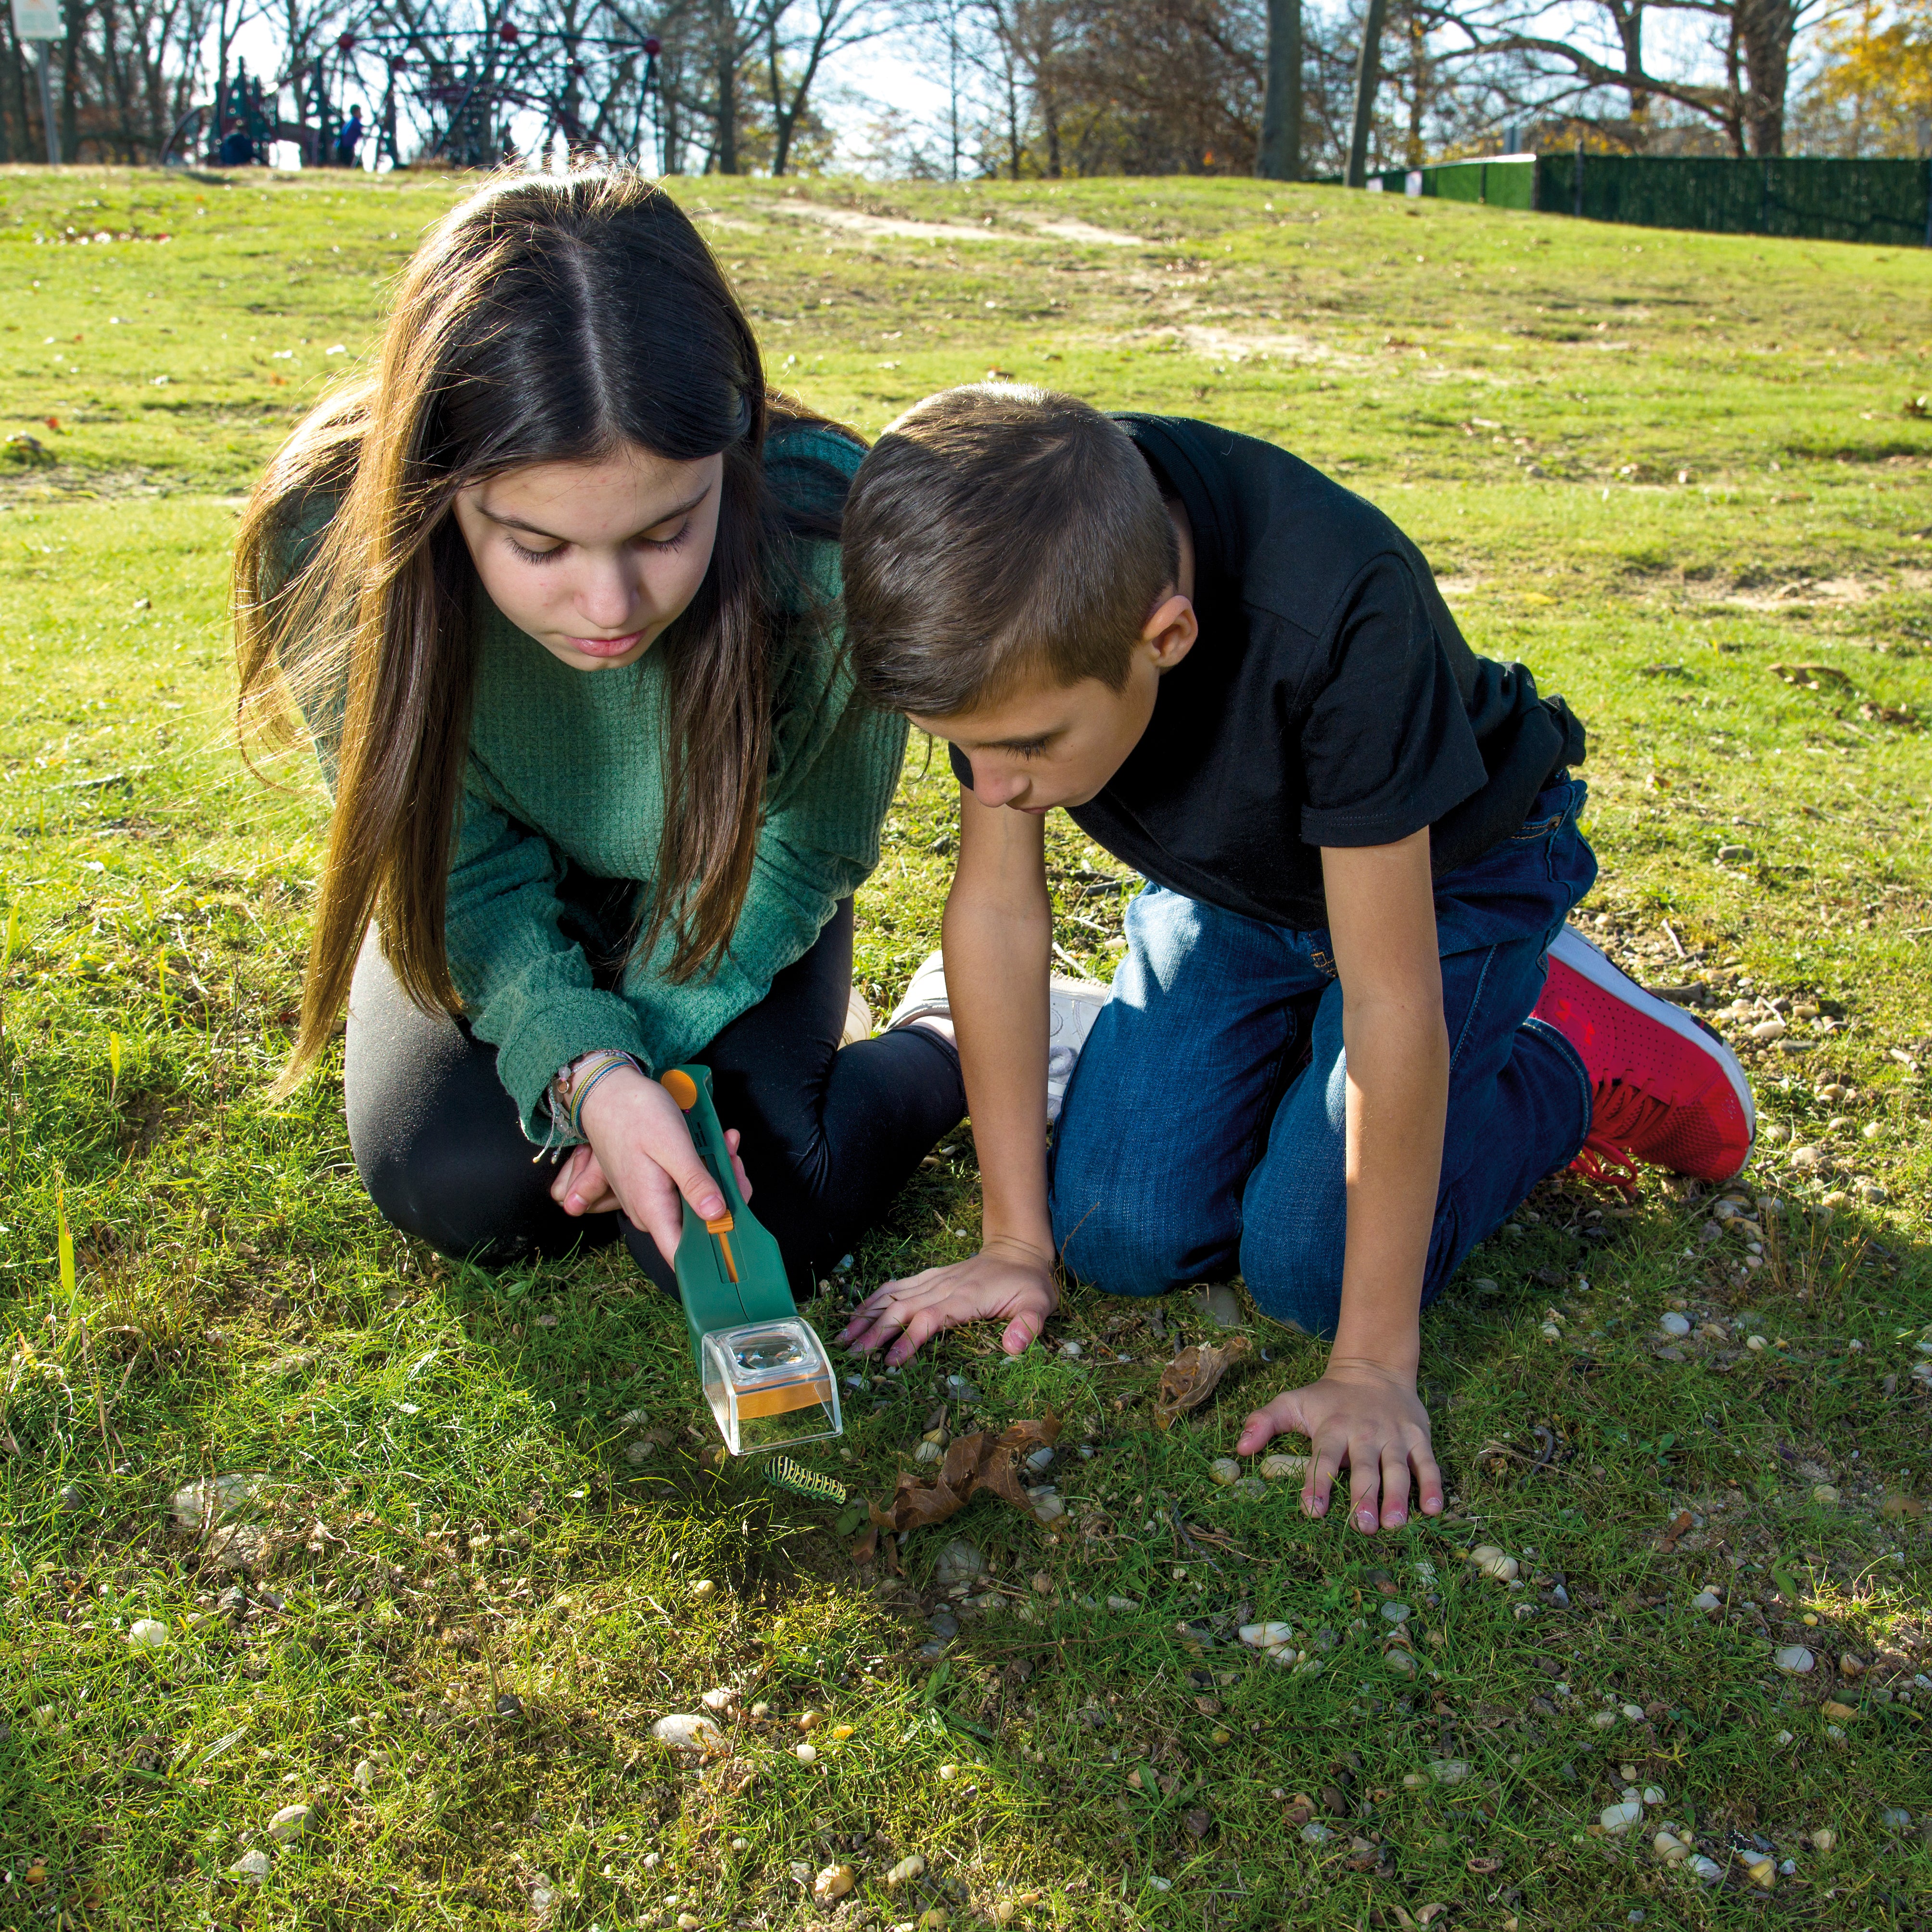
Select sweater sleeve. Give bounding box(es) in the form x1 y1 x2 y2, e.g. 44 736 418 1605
444 779 650 1140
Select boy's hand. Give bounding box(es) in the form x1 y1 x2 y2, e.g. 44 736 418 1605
1235 1359 1443 1534
552 1068 751 1263
839 1238 1057 1366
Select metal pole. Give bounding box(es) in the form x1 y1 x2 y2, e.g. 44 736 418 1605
35 40 58 163
1345 0 1386 189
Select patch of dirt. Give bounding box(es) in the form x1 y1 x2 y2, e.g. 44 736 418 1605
1434 575 1481 600
1171 323 1351 366
756 201 1030 245
0 464 171 504
1007 210 1147 247
1722 576 1873 610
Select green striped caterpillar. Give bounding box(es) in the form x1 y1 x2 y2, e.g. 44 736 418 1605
764 1457 847 1505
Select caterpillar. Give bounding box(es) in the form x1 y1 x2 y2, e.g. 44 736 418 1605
764 1457 847 1505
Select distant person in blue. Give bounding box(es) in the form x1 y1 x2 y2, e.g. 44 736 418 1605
218 119 255 166
335 105 364 168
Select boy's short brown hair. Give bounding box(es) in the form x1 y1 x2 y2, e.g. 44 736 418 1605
841 384 1179 717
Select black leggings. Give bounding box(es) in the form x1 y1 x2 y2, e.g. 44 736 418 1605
343 899 965 1294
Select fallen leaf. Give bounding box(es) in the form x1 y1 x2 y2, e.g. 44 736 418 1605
1154 1336 1253 1427
1465 1855 1502 1874
1658 1509 1695 1552
869 1417 1063 1533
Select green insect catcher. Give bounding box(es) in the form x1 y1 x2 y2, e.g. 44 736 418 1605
660 1064 843 1458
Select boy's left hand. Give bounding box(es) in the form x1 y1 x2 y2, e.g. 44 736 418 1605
1236 1360 1443 1534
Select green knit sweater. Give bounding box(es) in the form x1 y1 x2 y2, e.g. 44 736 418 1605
305 425 906 1139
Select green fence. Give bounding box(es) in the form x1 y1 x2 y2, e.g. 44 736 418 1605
1367 153 1932 246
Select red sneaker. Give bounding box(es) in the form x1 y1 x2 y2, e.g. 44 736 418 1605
1533 926 1755 1194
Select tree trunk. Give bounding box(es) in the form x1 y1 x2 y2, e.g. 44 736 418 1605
1734 0 1794 155
1346 0 1387 186
1404 0 1425 166
714 0 737 175
59 0 83 161
1257 0 1299 178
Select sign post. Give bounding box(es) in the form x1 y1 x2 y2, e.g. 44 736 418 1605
11 0 62 165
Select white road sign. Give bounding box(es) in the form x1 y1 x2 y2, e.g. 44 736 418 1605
12 0 62 39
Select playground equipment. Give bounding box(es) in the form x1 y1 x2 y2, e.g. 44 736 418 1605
661 1065 842 1460
163 14 665 171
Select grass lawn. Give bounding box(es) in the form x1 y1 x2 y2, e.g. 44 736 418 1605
2 163 1931 1932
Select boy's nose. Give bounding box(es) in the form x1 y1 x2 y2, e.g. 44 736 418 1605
977 768 1030 808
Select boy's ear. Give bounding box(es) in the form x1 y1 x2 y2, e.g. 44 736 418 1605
1141 592 1198 672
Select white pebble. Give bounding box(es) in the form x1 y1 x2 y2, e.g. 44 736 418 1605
1239 1622 1293 1650
1209 1458 1241 1486
1590 1711 1618 1730
266 1804 313 1843
1691 1589 1722 1613
1258 1453 1309 1481
127 1618 169 1649
795 1742 818 1763
1642 1786 1665 1806
885 1856 927 1888
1809 1828 1836 1853
227 1848 272 1883
650 1713 723 1752
1427 1758 1470 1784
1621 1702 1644 1722
1746 1335 1768 1352
1774 1645 1816 1675
700 1687 735 1711
1299 1822 1333 1845
1686 1854 1724 1882
1601 1802 1644 1834
1659 1312 1691 1337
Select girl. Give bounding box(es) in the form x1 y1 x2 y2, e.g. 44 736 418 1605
233 168 966 1290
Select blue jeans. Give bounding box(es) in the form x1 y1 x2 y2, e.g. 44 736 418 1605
1049 776 1599 1336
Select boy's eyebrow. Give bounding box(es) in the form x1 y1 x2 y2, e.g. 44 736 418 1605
478 484 711 545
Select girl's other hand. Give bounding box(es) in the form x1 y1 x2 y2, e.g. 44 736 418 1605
557 1068 750 1262
1234 1360 1443 1534
839 1238 1057 1366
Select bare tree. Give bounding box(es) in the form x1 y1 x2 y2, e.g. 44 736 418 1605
1430 0 1824 154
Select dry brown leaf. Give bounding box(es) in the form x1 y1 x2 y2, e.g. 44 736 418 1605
1154 1335 1253 1427
871 1416 1062 1534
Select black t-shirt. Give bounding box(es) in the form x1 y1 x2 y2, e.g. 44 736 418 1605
946 415 1584 930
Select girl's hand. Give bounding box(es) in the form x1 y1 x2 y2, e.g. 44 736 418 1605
1235 1359 1443 1534
839 1237 1057 1366
551 1068 751 1262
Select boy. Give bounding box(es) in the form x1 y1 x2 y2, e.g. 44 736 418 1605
837 388 1754 1535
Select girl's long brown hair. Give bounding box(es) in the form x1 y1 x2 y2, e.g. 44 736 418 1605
235 168 847 1094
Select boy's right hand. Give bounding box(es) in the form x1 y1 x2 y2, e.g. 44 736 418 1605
555 1067 751 1265
839 1237 1057 1366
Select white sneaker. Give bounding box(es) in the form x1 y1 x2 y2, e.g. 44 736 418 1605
1045 973 1109 1122
888 949 1110 1123
840 984 874 1047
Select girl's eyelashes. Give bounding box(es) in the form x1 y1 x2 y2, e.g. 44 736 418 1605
505 524 689 563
